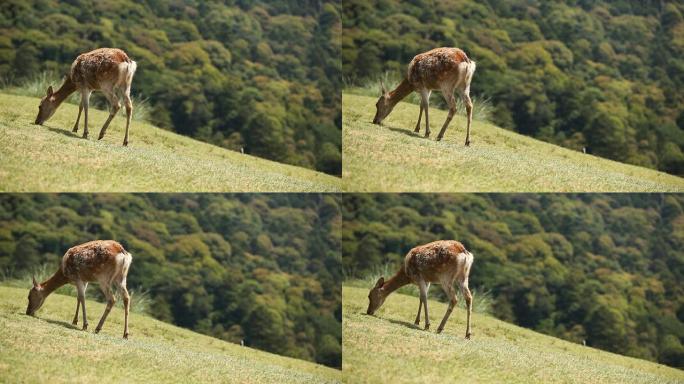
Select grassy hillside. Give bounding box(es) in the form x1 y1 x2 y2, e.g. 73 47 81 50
342 285 684 384
342 94 684 192
0 286 340 383
0 94 341 192
1 1 341 174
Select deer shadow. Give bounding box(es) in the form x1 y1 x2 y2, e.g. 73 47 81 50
362 312 426 331
387 126 430 140
45 126 81 139
42 316 79 331
385 317 423 330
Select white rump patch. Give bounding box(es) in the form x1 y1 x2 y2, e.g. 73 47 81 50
115 252 133 270
457 251 474 270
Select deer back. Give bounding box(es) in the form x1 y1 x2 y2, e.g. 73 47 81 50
404 240 472 283
407 47 472 91
61 240 130 283
70 48 133 90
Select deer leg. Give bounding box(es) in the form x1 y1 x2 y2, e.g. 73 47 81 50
437 283 458 333
95 284 115 334
414 103 423 133
119 281 130 339
463 91 473 146
72 102 83 133
436 92 457 141
413 283 429 325
75 280 88 330
414 296 422 325
71 282 87 325
98 89 120 140
81 90 92 139
72 296 80 325
460 279 473 339
123 93 133 146
418 280 430 330
422 91 431 137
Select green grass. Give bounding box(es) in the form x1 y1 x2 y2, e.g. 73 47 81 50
342 93 684 192
0 286 340 383
0 93 341 192
342 285 684 384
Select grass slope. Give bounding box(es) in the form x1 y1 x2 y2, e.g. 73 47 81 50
0 94 340 192
342 285 684 384
0 286 340 383
342 93 684 192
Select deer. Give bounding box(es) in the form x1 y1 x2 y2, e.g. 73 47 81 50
26 240 133 339
372 47 477 146
34 48 137 146
366 240 474 339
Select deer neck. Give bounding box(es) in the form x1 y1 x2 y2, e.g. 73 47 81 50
387 79 414 107
40 268 69 297
52 77 77 106
381 267 411 297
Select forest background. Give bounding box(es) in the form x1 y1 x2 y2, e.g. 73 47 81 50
0 194 342 368
342 193 684 369
0 0 342 175
343 0 684 176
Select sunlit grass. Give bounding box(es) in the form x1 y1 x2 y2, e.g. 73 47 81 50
342 285 684 384
342 93 684 192
0 93 341 192
0 286 341 383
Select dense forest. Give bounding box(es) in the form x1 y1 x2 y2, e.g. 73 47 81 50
343 0 684 176
0 194 342 368
0 0 341 175
341 194 684 368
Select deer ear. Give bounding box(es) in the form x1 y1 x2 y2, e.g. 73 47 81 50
46 86 53 97
379 80 387 96
374 277 385 289
32 275 38 287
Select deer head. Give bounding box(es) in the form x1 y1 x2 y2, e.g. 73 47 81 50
366 277 387 315
372 81 394 125
26 276 46 316
34 86 59 125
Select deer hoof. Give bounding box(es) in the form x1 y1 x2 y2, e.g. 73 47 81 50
82 324 88 331
424 133 430 138
424 324 430 331
436 135 443 141
72 127 78 133
94 328 101 334
123 333 129 339
98 134 105 140
465 140 471 147
436 327 444 334
123 141 128 147
72 320 78 326
82 133 88 139
465 333 472 339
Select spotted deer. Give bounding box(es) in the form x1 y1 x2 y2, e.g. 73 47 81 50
34 48 137 146
372 47 476 146
26 240 133 339
366 240 474 339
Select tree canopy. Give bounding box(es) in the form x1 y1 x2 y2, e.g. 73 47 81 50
0 194 342 368
342 194 684 369
343 0 684 176
0 0 341 175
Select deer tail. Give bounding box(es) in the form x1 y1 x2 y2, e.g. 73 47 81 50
126 60 137 85
464 60 476 87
